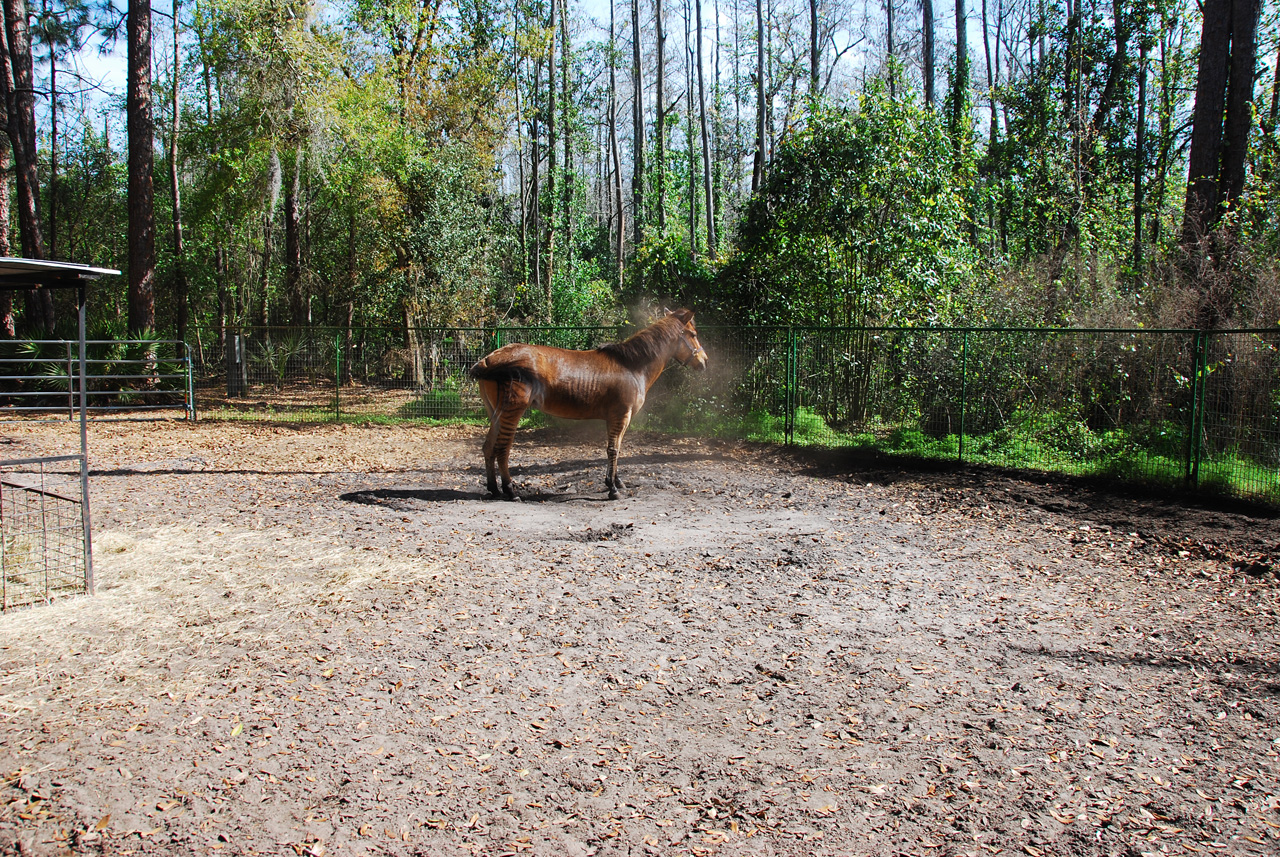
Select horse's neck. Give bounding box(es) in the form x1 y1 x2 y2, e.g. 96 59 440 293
637 331 680 389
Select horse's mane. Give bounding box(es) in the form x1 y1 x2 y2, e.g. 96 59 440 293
597 314 686 368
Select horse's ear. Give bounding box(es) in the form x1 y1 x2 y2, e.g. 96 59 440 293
673 308 693 324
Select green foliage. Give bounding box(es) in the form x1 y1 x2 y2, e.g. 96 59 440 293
628 232 716 308
715 86 977 327
397 388 470 420
252 332 307 391
400 143 517 327
551 258 625 326
10 0 1278 347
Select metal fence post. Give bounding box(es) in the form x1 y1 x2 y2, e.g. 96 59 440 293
959 330 968 463
78 284 93 595
334 333 342 422
66 341 74 420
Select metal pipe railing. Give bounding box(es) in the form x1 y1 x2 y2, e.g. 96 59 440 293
0 339 194 422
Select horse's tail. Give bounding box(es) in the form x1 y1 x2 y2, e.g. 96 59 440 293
468 355 545 402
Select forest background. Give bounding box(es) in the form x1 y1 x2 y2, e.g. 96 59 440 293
0 0 1276 342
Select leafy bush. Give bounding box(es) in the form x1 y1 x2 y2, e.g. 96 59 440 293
397 389 467 420
712 85 976 326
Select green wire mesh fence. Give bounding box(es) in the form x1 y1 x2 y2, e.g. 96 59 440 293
191 326 1280 504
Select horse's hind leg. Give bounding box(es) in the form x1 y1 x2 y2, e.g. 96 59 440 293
482 415 502 497
494 408 527 500
604 411 633 500
490 382 531 501
478 381 501 497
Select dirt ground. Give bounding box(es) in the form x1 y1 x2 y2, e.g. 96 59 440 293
1 420 1278 857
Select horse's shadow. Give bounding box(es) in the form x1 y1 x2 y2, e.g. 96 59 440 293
339 448 728 509
339 487 610 508
499 450 730 477
342 488 477 505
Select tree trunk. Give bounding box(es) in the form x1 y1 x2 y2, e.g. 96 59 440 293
1181 0 1235 242
1152 19 1175 245
1136 39 1146 278
0 134 12 337
531 57 541 300
127 0 156 335
809 0 818 98
685 0 696 251
601 122 611 248
171 0 188 345
655 0 666 231
260 208 273 327
752 0 764 192
732 3 742 198
922 0 934 108
885 0 894 97
631 0 644 248
1133 40 1146 277
951 0 968 146
2 0 39 259
1217 0 1260 215
285 147 304 326
1 0 52 331
561 0 572 260
215 243 226 341
981 0 995 140
712 0 722 236
515 48 526 280
404 303 423 389
342 299 353 385
765 0 773 164
545 0 556 322
609 0 624 288
47 46 55 258
695 0 714 253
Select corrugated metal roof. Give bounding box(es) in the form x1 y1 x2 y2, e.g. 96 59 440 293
0 257 120 286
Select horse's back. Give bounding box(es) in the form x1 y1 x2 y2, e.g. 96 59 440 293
470 343 636 419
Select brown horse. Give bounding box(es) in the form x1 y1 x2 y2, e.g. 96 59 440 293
468 309 708 500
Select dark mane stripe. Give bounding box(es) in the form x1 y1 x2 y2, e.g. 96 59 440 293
597 316 682 368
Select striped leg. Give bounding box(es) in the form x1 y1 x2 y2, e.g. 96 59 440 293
490 382 531 501
478 381 501 497
493 410 526 500
482 414 503 497
604 410 632 500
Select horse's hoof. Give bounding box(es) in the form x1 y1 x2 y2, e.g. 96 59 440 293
614 478 627 490
607 490 619 500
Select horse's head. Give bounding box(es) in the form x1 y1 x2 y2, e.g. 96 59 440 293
667 308 708 371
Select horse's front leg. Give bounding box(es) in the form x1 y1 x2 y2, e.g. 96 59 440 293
604 411 633 500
